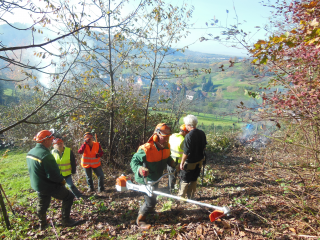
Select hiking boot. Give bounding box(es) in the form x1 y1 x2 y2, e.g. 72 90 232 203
97 189 107 197
136 214 151 230
40 222 48 230
61 218 80 227
38 214 48 230
87 188 94 193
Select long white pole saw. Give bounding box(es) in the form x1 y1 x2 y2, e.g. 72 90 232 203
115 174 231 222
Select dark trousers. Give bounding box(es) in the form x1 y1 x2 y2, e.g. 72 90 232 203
180 164 201 183
37 185 74 220
139 184 158 215
83 166 104 191
167 165 179 190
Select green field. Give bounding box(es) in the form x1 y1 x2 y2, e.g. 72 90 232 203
183 112 243 127
151 110 243 128
3 88 14 96
0 149 36 205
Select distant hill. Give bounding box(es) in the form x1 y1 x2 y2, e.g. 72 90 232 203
0 23 45 46
166 49 244 63
182 49 242 59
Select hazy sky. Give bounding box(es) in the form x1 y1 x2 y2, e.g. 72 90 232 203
2 0 277 57
179 0 276 56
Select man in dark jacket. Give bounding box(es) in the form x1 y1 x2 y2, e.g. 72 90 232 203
179 115 207 199
26 130 79 230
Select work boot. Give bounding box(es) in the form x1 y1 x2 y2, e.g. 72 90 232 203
97 191 107 197
61 218 80 227
38 214 48 230
136 214 151 230
61 204 80 227
87 188 94 194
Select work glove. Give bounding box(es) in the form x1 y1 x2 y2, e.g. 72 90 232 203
170 160 179 170
60 179 66 186
139 167 149 177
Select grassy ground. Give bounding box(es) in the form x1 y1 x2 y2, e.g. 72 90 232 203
1 137 319 239
0 149 37 205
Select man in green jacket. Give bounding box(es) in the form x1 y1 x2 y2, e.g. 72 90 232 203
130 123 179 229
26 130 79 230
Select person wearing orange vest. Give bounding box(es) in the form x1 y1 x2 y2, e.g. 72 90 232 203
26 130 80 230
51 138 83 198
167 124 189 192
78 132 104 193
130 123 179 229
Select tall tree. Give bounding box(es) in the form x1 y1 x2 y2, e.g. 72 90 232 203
0 0 147 135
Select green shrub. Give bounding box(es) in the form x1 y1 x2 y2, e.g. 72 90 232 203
206 133 235 153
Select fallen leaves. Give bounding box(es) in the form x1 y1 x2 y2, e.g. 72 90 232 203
196 224 204 235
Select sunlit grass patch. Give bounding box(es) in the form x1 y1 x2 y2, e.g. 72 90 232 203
0 149 36 205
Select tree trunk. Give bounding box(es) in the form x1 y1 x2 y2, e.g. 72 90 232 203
0 190 10 229
107 0 115 163
143 23 160 142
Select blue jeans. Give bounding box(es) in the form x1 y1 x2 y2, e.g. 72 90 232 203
83 166 104 191
64 175 82 198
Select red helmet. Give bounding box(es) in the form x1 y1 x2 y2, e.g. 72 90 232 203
180 124 189 133
53 138 63 145
34 130 54 143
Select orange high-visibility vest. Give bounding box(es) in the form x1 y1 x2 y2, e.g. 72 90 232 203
139 142 171 163
81 142 101 168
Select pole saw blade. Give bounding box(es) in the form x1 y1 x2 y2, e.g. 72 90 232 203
209 210 225 222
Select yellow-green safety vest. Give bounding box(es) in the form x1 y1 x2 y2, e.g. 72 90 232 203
169 133 184 163
51 147 72 177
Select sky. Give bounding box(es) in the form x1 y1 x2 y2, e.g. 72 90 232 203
1 0 277 58
178 0 276 56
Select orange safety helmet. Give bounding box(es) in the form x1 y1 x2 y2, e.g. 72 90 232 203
83 132 93 140
152 123 171 142
53 138 63 145
34 130 54 143
180 124 189 133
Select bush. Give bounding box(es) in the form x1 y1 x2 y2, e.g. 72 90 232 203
206 133 235 154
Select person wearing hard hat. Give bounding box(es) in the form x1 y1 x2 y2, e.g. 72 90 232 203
26 130 80 230
179 115 207 199
167 124 189 193
130 123 179 230
51 138 83 198
78 132 104 194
